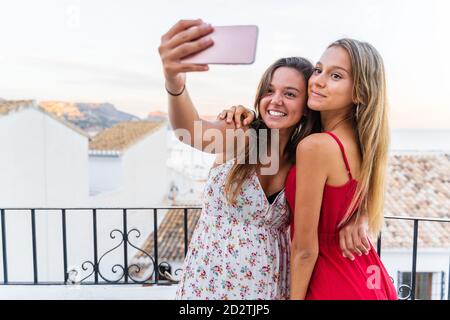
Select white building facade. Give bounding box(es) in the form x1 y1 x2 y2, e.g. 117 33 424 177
0 102 171 285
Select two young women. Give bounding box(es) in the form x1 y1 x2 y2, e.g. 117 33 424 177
158 19 397 300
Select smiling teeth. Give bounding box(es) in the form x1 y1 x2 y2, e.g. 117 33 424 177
268 110 286 117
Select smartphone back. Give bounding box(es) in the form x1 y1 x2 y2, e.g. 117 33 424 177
181 25 258 65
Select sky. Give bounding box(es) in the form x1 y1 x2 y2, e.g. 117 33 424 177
0 0 449 129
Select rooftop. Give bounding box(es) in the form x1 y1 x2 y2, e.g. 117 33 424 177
89 121 166 153
382 153 450 248
0 99 89 138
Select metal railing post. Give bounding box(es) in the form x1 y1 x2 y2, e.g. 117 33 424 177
410 219 419 300
123 209 128 283
92 209 99 283
61 209 68 284
31 209 38 284
1 209 8 284
153 209 158 283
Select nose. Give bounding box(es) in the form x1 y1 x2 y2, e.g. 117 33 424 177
271 92 283 105
311 72 326 88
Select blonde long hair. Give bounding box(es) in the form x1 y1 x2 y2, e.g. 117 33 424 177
332 39 390 236
224 57 321 204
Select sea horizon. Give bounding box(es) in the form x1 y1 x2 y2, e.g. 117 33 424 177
390 128 450 152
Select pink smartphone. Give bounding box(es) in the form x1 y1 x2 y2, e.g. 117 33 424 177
181 25 258 65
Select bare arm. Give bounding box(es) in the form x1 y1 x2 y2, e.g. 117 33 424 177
290 134 329 300
158 19 245 156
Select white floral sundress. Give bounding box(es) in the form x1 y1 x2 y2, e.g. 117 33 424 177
175 160 291 300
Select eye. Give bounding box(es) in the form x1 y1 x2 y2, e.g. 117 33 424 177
313 67 322 74
285 92 296 98
266 88 273 95
331 73 342 80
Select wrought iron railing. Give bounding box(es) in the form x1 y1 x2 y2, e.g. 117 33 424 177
376 215 450 300
0 207 200 286
0 208 449 300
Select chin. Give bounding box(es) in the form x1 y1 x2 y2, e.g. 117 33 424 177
264 118 295 130
306 101 324 111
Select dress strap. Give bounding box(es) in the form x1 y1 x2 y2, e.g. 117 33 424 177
324 131 353 180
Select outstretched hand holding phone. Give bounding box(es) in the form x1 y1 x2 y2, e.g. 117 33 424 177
158 19 214 95
157 19 252 161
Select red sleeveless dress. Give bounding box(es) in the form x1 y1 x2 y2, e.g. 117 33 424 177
285 132 398 300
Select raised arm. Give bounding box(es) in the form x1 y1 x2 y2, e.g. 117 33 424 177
158 19 243 156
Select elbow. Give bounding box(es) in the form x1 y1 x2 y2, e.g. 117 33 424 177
291 243 319 261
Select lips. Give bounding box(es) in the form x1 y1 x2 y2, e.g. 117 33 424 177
311 90 326 98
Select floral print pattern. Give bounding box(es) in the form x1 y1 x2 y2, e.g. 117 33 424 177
176 160 290 300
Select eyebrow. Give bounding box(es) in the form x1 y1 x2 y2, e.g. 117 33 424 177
316 62 350 74
269 84 301 93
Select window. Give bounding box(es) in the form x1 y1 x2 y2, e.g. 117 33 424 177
398 271 445 300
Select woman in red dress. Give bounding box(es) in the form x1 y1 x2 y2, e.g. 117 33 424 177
286 39 398 300
216 38 397 299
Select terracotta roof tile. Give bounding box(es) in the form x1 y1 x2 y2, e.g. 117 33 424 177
376 153 449 249
89 121 166 152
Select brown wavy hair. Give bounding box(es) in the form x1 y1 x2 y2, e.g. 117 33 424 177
224 57 321 204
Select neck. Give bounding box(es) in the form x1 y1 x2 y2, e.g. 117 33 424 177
321 108 353 132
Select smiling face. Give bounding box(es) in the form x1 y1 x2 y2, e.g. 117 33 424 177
308 46 354 113
258 66 307 130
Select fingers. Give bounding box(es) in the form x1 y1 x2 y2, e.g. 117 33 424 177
164 62 209 76
359 228 371 255
351 232 363 257
345 234 355 261
339 231 355 261
217 110 227 120
170 37 214 60
243 108 255 126
234 105 246 128
163 19 204 42
226 106 237 124
168 23 214 49
159 20 213 78
178 63 209 72
218 105 253 128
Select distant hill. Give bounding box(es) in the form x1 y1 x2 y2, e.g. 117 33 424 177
39 101 140 135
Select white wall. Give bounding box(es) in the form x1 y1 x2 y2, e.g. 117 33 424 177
89 155 122 196
121 125 169 206
0 107 89 283
380 248 450 299
0 107 89 207
89 125 168 207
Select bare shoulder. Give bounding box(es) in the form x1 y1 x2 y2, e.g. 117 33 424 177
296 133 337 159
